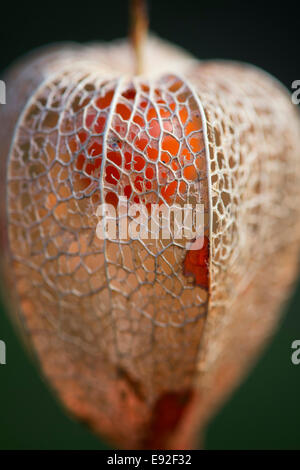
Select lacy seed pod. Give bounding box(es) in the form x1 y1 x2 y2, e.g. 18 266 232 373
1 37 300 449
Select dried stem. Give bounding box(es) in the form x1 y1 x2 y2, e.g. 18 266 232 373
130 0 148 75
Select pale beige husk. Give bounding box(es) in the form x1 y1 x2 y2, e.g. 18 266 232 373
1 37 300 449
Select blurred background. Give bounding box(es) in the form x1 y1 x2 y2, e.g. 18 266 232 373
0 0 300 449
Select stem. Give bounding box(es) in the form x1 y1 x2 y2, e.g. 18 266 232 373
130 0 148 75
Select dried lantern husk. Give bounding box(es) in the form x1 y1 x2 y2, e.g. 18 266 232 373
1 37 300 449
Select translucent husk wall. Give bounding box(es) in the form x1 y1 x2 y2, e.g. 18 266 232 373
1 38 300 448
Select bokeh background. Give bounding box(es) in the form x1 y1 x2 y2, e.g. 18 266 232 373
1 0 300 449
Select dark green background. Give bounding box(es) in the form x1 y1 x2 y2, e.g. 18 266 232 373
1 0 300 451
1 279 300 450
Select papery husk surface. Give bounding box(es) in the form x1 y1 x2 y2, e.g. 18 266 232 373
1 37 300 449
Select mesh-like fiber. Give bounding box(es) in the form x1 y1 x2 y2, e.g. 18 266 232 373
187 62 300 428
2 40 208 448
1 39 300 448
